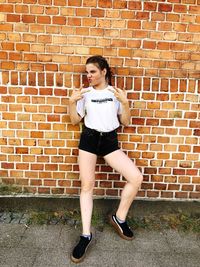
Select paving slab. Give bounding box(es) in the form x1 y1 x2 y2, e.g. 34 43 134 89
1 223 199 267
162 229 200 253
19 225 63 249
32 248 69 267
156 252 200 267
0 224 26 248
0 247 39 267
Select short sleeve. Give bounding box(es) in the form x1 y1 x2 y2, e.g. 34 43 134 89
76 98 85 118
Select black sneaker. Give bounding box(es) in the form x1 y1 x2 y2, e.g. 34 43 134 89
71 234 92 263
109 214 134 241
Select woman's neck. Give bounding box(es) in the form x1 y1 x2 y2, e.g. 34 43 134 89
93 83 108 90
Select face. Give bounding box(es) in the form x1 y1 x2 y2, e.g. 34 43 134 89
86 63 106 87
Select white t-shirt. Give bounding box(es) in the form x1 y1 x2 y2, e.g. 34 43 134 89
76 86 122 132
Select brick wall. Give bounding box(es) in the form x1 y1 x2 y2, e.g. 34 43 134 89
0 0 200 200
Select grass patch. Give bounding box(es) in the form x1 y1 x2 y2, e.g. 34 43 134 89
25 209 200 233
127 213 200 233
0 185 22 195
27 209 82 226
91 210 105 231
27 211 50 225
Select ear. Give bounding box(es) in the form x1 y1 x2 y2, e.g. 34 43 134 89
102 68 107 76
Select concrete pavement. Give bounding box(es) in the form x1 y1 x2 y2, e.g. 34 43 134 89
0 221 200 267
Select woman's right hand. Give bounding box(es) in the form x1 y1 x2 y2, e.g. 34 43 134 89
69 86 91 104
69 88 83 104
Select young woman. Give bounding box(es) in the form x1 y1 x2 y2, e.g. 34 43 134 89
69 55 143 263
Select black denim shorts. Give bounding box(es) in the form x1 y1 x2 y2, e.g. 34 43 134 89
78 125 120 156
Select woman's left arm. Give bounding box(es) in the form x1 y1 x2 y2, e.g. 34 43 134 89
110 87 131 127
119 100 131 127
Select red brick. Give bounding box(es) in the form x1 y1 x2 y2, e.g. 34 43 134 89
38 187 50 194
0 87 7 94
98 0 112 8
24 0 37 3
188 24 200 33
1 61 15 70
37 16 51 24
0 51 7 61
64 0 79 6
189 192 200 199
16 43 30 51
2 162 15 169
129 1 141 10
161 192 173 198
91 9 105 17
174 4 187 13
54 0 66 5
106 189 118 196
175 192 188 198
113 0 127 9
158 4 172 12
193 146 200 153
52 16 66 25
22 15 35 23
136 12 149 20
7 14 20 22
142 183 153 190
0 4 14 12
154 183 167 190
31 131 44 138
16 148 28 154
31 5 44 14
143 41 156 49
47 115 60 122
127 21 141 29
0 24 13 32
189 5 200 14
144 2 157 11
147 191 159 198
168 184 180 190
142 21 156 30
190 121 200 128
151 12 165 21
182 185 194 191
166 13 180 22
65 188 79 194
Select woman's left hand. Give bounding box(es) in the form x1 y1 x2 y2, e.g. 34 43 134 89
108 87 128 105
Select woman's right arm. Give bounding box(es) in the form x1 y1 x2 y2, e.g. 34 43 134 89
69 88 83 125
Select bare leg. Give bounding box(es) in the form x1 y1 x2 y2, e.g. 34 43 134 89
104 150 143 221
79 149 97 235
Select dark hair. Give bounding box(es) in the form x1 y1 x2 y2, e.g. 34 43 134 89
86 55 112 85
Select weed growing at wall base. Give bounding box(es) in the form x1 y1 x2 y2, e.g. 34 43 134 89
5 209 198 233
